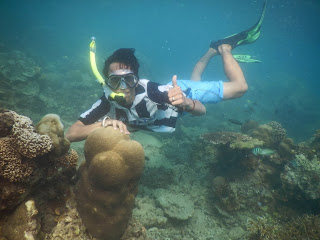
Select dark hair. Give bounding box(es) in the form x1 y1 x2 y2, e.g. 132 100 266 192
103 48 140 79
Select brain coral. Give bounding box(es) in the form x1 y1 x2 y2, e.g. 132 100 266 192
76 127 145 240
35 114 70 156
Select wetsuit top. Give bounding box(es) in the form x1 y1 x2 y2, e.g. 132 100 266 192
79 79 180 133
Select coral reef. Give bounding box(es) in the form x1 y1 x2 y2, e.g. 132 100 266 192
281 154 320 200
0 108 14 137
212 176 240 212
248 214 320 240
55 149 78 168
190 123 320 239
200 131 263 150
9 110 53 159
247 216 278 240
0 138 35 183
140 166 175 189
240 119 259 134
42 189 149 240
0 110 77 212
1 199 40 240
311 129 320 153
277 137 296 160
0 48 99 123
199 131 264 177
76 127 145 240
250 121 287 148
0 50 45 119
154 188 194 221
133 195 168 228
35 113 70 156
275 214 320 239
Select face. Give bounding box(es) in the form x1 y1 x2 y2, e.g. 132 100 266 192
108 62 136 105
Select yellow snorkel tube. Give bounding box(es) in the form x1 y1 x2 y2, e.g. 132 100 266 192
89 37 105 86
89 37 125 102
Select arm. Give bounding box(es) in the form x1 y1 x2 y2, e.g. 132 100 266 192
66 120 100 142
168 75 206 116
66 119 130 142
181 98 206 116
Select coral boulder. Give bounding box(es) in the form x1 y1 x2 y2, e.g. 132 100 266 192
76 127 145 240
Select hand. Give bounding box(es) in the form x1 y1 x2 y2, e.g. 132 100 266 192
102 119 130 135
168 75 188 108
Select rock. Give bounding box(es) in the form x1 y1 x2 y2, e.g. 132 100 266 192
154 189 194 221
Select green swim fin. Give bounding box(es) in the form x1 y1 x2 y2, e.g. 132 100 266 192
210 0 267 52
233 54 261 63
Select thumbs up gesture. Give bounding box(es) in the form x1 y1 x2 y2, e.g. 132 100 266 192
168 75 187 107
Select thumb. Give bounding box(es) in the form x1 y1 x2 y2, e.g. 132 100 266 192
172 75 178 88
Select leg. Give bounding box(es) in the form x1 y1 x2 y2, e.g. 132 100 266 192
219 44 248 100
191 48 218 81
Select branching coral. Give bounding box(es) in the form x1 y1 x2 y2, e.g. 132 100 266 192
200 131 263 149
0 110 76 213
0 138 35 182
276 214 320 239
9 110 53 158
56 149 78 168
248 214 320 240
248 216 278 240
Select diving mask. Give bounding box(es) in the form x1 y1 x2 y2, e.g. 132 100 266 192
107 69 138 90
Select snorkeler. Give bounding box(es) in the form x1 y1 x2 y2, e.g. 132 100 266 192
66 48 206 142
66 1 266 142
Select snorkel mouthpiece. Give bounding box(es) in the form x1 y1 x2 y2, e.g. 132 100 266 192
108 92 126 105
